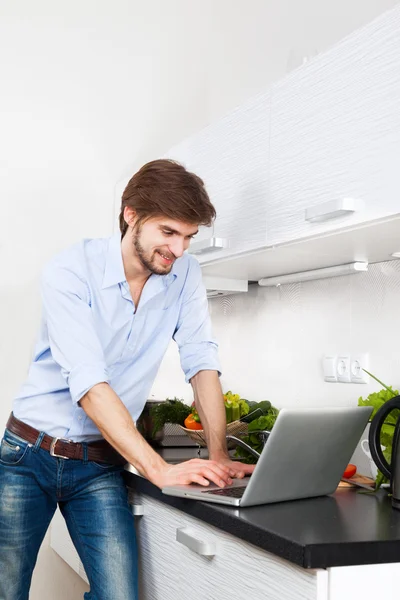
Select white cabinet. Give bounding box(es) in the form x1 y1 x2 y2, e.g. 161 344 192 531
135 492 324 600
165 90 271 264
268 7 400 246
158 5 400 283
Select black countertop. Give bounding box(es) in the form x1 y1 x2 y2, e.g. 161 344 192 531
124 447 400 570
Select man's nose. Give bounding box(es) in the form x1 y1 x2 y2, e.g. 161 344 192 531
169 239 185 258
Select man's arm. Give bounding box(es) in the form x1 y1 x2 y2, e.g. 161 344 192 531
190 370 228 460
191 370 255 477
80 383 238 489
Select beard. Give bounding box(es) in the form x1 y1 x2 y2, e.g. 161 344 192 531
132 230 175 275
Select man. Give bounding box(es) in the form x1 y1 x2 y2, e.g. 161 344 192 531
0 159 254 599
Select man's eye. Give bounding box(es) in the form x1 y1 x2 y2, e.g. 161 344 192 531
163 231 173 236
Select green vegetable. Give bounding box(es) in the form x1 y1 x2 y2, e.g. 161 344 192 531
358 369 399 490
225 402 233 424
253 400 272 414
238 399 250 417
149 398 191 436
223 391 250 423
241 401 273 423
234 405 279 463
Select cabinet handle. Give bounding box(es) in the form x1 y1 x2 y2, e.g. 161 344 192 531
176 527 217 556
131 504 144 517
189 237 228 256
305 198 360 223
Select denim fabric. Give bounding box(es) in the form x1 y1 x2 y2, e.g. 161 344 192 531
0 429 138 600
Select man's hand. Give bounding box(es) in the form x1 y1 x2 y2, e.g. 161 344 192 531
214 457 255 480
154 457 255 489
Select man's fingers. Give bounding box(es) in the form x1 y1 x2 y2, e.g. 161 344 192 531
198 467 230 487
203 464 233 484
188 474 210 486
166 458 254 490
186 460 233 485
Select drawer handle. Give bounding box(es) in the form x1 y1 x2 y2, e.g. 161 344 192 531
305 198 360 223
188 237 228 256
131 504 144 517
176 527 216 556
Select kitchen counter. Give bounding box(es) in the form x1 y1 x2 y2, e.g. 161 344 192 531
124 447 400 570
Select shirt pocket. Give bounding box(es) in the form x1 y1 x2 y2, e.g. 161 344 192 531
0 430 31 466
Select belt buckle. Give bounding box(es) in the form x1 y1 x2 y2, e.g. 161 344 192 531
50 437 72 459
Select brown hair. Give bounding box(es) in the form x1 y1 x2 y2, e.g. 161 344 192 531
119 159 216 238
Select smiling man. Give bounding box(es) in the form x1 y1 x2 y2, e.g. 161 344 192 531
0 159 254 600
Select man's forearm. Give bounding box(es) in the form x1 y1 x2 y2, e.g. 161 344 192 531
80 383 166 486
190 370 229 460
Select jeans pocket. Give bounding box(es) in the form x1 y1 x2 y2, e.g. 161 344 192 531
0 430 31 466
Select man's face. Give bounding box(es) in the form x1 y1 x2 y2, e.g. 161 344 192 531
131 217 198 275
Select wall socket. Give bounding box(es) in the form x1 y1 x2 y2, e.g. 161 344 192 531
323 354 369 384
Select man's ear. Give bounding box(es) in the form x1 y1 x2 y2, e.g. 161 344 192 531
123 206 137 229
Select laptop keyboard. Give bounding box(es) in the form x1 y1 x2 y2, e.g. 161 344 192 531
201 486 246 498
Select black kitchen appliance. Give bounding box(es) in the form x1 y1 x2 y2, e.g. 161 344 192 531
369 395 400 509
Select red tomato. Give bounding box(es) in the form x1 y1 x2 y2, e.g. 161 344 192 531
343 464 357 478
184 414 203 430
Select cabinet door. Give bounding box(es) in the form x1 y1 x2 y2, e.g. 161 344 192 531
134 492 179 600
137 493 323 600
165 91 270 265
268 7 400 246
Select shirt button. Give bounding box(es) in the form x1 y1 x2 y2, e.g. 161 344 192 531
78 416 82 421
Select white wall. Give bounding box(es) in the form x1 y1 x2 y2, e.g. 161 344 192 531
0 1 399 598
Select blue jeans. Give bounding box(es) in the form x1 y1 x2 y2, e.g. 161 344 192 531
0 428 138 600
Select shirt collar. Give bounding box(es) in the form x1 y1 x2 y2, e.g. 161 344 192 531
102 232 178 290
102 232 126 289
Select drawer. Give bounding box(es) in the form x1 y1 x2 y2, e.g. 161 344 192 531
137 493 325 600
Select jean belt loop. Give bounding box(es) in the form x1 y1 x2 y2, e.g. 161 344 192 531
83 442 88 464
33 431 45 453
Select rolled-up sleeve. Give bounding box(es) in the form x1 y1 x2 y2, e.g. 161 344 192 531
41 262 109 404
173 259 221 383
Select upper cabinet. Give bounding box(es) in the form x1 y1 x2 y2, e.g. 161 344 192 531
268 7 400 246
164 91 271 265
114 6 400 284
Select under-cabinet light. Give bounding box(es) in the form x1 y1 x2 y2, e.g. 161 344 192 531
258 262 368 287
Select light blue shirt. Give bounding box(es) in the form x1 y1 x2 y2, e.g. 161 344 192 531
13 233 220 441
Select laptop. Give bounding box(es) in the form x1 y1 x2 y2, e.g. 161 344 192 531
162 406 373 507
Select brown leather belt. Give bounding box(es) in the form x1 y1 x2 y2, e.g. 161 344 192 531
6 413 126 465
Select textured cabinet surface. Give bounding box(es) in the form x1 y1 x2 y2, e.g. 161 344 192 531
164 91 270 264
268 6 400 246
159 5 400 280
135 493 323 600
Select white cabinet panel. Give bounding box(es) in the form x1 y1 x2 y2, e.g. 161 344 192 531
136 493 322 600
134 493 179 600
269 6 400 246
165 91 270 264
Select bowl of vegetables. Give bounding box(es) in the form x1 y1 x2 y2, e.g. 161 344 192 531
146 393 279 452
179 391 279 450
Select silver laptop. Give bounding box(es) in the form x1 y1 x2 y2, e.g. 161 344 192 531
162 406 373 507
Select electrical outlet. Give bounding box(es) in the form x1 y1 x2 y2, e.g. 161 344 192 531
323 355 337 382
322 353 370 384
350 354 369 384
337 355 351 383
